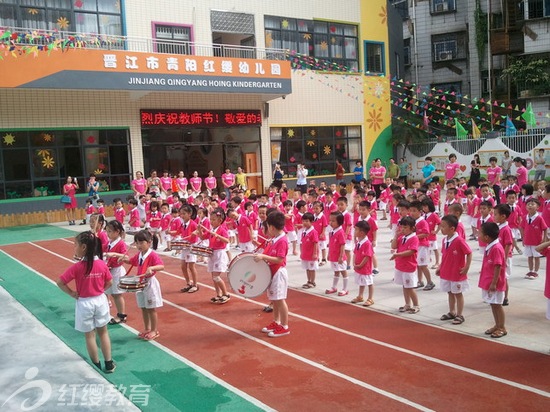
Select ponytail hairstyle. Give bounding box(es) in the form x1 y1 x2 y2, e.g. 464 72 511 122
75 231 102 277
105 219 125 241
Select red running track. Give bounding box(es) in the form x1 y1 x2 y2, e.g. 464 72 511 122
3 238 550 411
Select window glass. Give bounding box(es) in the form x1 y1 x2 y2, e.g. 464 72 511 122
32 148 58 178
75 12 98 33
0 5 17 26
109 145 129 174
98 0 120 13
46 0 70 9
59 147 83 176
3 149 31 180
1 131 28 148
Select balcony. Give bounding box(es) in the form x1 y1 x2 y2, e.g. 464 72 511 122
490 30 524 55
0 26 288 61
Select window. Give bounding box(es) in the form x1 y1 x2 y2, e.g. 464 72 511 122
264 16 359 72
431 0 456 13
404 38 411 66
527 0 550 18
431 32 467 62
364 41 385 75
270 126 362 177
0 128 130 199
153 24 192 55
0 0 123 36
389 0 410 20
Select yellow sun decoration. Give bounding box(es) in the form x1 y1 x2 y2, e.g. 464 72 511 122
3 133 15 145
42 133 53 142
28 8 39 15
37 149 50 158
310 129 316 136
323 145 331 155
57 16 70 30
307 140 315 147
94 169 103 175
320 41 328 51
42 156 55 169
287 129 295 138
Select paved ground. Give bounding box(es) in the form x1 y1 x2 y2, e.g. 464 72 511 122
1 215 549 410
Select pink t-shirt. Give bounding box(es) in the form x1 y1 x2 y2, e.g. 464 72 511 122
328 227 346 262
114 207 126 223
477 215 494 247
342 211 353 240
486 166 502 186
440 234 471 281
205 176 217 190
425 213 441 241
445 162 460 180
190 177 202 192
300 227 319 261
222 173 235 188
498 223 514 257
312 213 328 241
370 167 386 185
457 222 466 240
284 213 295 233
132 178 147 195
235 215 253 243
160 177 172 191
160 213 172 231
179 219 198 243
59 259 112 298
395 234 419 272
209 225 229 250
542 199 550 227
265 234 288 276
104 238 127 269
522 213 547 246
129 250 163 277
415 217 430 247
516 166 528 188
129 207 141 228
354 238 373 275
478 241 506 291
147 210 162 229
169 216 183 233
176 177 188 192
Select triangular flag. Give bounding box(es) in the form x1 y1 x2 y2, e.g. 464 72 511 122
506 116 517 136
521 102 537 128
455 119 468 140
472 120 481 139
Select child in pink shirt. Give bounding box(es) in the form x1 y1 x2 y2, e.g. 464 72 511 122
478 222 507 338
535 239 550 322
436 215 472 324
159 203 172 251
390 216 420 314
326 212 348 296
521 198 548 279
351 221 374 306
113 198 126 224
422 199 441 269
409 201 434 290
57 231 115 372
494 204 514 306
312 201 328 266
127 198 141 230
300 213 319 289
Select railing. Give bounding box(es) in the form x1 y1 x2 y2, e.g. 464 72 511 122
407 128 550 157
1 26 289 61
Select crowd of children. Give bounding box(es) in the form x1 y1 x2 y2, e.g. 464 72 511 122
58 159 550 372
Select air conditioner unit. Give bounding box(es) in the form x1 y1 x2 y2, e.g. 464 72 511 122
438 51 452 61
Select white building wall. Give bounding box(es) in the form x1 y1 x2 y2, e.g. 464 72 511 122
523 20 550 54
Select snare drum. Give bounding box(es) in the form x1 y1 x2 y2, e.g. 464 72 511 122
118 276 147 292
172 240 191 251
190 245 213 257
227 253 272 298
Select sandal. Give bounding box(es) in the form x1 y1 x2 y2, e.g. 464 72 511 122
309 281 316 288
351 296 364 304
363 298 374 307
210 296 222 303
144 331 160 341
484 326 498 335
302 283 311 289
407 306 420 314
262 305 273 313
452 315 465 325
398 305 411 312
490 328 507 339
319 260 327 266
138 330 151 339
217 294 231 304
440 312 456 321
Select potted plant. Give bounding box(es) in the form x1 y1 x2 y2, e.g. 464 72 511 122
501 57 550 97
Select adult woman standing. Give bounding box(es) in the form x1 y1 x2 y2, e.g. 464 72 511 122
131 171 147 199
205 170 218 196
175 171 188 197
235 166 247 190
501 150 512 176
387 158 400 181
398 157 411 188
221 168 235 198
513 157 528 187
534 149 547 181
369 158 386 197
147 170 161 197
468 159 480 188
63 176 79 225
272 162 284 189
352 161 363 183
190 171 203 195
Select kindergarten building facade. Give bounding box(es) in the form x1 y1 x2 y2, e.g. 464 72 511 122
0 0 399 205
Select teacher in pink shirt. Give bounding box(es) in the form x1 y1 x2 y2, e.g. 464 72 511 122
369 158 386 197
445 153 461 182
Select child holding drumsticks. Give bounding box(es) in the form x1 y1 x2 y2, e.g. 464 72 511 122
197 207 231 304
106 230 164 341
255 210 290 337
57 231 116 373
179 205 199 293
104 220 128 325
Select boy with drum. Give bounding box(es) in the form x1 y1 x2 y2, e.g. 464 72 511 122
255 211 290 337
